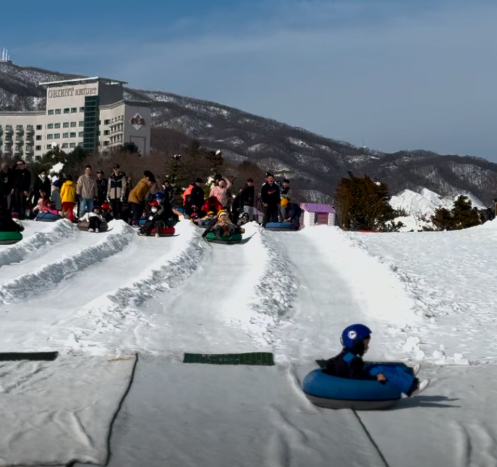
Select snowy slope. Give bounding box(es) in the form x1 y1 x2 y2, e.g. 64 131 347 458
0 219 496 465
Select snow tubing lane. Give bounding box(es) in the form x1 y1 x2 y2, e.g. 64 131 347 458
77 222 109 232
204 232 242 244
265 222 295 231
35 213 62 222
0 231 23 245
302 369 401 410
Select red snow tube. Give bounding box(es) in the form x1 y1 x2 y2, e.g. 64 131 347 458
151 226 175 236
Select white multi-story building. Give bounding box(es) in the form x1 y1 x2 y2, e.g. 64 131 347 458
0 77 151 161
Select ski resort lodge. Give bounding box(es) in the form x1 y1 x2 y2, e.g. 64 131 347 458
0 77 151 161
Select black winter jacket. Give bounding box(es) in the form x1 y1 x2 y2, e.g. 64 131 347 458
241 185 255 206
96 178 108 202
261 183 280 206
0 169 13 197
189 185 204 210
32 176 51 203
12 168 31 192
323 349 377 380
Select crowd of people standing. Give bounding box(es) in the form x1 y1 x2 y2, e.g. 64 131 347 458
184 172 301 229
0 160 301 234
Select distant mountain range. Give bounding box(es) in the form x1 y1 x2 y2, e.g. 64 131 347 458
1 61 496 205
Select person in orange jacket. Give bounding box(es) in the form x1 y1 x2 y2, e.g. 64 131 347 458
60 175 77 222
128 171 155 224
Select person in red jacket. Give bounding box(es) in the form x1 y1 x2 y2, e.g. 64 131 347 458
202 196 222 215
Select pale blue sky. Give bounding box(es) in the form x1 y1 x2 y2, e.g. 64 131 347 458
2 0 497 161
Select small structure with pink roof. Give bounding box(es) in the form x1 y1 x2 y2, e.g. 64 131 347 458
300 203 336 227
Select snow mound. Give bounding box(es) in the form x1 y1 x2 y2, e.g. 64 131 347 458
347 226 497 364
0 221 134 304
110 223 207 307
250 230 299 345
48 222 209 354
0 220 75 268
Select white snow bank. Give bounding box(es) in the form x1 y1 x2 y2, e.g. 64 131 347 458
110 222 206 307
0 354 135 466
480 218 497 229
347 227 497 364
392 215 433 232
48 222 209 354
0 220 75 268
0 221 134 304
250 230 299 345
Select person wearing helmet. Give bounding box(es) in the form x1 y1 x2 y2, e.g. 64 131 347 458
324 324 430 398
79 205 106 233
139 199 179 237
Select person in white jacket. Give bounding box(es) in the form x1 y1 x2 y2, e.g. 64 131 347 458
79 205 106 232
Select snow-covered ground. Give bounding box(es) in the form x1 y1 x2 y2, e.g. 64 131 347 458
0 218 495 466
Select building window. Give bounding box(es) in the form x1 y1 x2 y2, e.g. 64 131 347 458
36 135 42 141
47 144 52 149
35 145 41 151
36 125 42 130
70 122 76 128
79 121 84 127
104 130 110 135
78 132 84 137
47 134 53 140
63 122 69 128
54 133 60 139
47 123 54 129
55 109 61 115
64 108 70 114
104 119 110 125
80 107 85 112
70 132 76 138
63 133 69 138
104 141 109 146
48 109 54 115
62 143 68 148
71 107 77 113
70 143 76 148
55 123 61 129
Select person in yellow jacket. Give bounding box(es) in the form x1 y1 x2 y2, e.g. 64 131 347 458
128 171 155 224
60 175 77 222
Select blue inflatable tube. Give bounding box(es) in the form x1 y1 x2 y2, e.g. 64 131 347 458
265 222 295 231
302 369 401 410
35 212 62 222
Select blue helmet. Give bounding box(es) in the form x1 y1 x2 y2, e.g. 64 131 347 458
341 324 372 350
155 192 165 200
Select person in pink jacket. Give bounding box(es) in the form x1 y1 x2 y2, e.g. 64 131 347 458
209 177 232 208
